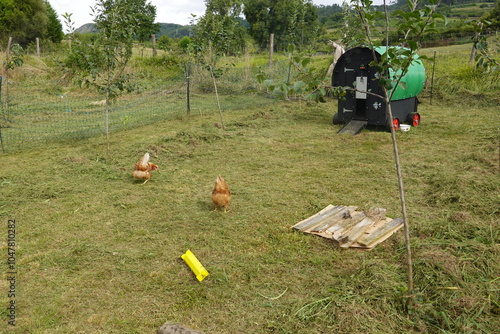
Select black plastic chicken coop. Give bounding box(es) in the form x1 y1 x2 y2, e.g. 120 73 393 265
332 46 426 134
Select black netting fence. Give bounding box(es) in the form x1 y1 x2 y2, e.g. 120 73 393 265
0 61 293 152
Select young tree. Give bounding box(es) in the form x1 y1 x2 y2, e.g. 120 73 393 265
339 0 445 309
63 0 157 155
2 38 24 114
258 0 445 309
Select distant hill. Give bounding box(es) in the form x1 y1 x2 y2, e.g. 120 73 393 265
75 23 98 34
157 23 192 39
75 22 192 39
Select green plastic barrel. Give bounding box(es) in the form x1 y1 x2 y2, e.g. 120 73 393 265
374 47 426 101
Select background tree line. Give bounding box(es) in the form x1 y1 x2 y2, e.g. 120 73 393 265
1 0 499 56
0 0 63 48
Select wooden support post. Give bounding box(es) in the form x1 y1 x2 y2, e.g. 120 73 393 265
36 37 40 57
151 34 157 57
269 33 274 65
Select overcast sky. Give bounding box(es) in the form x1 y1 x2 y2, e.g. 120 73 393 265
48 0 383 31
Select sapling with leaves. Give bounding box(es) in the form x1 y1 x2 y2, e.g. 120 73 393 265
2 40 24 112
472 24 500 72
257 0 445 311
194 42 234 130
1 40 24 152
62 0 156 156
338 0 445 310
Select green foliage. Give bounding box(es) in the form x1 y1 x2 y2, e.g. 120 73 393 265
257 45 330 102
316 3 344 29
3 43 24 70
62 0 158 154
0 0 64 47
132 0 160 42
136 53 180 69
485 0 500 29
193 0 246 57
243 0 320 51
157 23 192 39
63 0 153 98
178 36 193 52
475 31 500 72
156 35 172 52
44 0 64 43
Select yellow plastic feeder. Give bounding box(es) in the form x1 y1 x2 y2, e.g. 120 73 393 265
181 250 209 282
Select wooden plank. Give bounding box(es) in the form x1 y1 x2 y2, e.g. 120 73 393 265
291 204 400 250
292 205 345 232
338 120 368 135
356 218 403 247
324 211 366 240
292 204 340 231
309 206 358 233
339 217 375 248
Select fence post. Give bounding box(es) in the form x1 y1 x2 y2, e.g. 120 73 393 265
269 33 274 65
151 34 157 57
36 37 41 57
430 50 437 105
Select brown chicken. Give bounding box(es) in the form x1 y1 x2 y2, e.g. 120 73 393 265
133 153 158 184
212 175 231 212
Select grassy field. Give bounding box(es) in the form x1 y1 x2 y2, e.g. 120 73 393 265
0 44 499 333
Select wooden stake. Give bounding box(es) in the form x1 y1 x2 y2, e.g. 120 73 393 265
269 33 274 65
151 34 157 57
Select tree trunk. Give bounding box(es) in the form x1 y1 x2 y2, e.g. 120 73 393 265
469 44 477 65
4 37 12 114
386 98 414 308
186 63 191 115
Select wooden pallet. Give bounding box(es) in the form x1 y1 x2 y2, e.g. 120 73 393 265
292 204 403 249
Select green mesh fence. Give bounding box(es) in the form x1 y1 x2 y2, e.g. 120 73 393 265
0 61 291 152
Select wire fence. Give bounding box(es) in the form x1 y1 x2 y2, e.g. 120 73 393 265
0 61 292 152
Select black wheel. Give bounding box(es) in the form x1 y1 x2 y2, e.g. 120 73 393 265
333 113 341 125
386 118 400 132
406 112 421 127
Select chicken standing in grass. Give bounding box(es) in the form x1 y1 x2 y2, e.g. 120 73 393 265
212 175 231 212
133 153 158 184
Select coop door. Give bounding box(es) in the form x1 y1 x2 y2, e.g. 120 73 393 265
355 76 367 99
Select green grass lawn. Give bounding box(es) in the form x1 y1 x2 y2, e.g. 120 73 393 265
0 93 498 333
1 41 499 333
